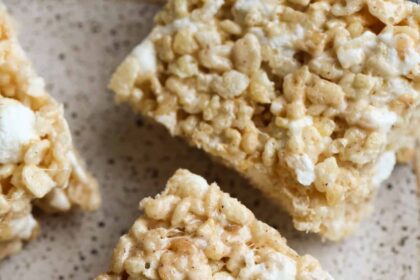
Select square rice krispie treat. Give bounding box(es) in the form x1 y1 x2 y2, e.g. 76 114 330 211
96 169 333 280
0 4 100 259
109 0 420 240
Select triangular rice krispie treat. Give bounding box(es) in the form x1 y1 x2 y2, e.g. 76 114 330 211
96 169 333 280
0 4 100 259
109 0 420 240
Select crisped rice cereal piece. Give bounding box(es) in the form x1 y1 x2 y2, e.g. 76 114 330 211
109 0 420 240
0 3 100 259
96 169 333 280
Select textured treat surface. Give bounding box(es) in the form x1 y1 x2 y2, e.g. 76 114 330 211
97 169 333 280
109 0 420 240
0 1 418 279
0 2 100 260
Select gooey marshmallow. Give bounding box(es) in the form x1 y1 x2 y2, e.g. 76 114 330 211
0 97 38 164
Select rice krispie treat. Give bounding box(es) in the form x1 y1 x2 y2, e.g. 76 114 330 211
109 0 420 240
0 4 100 259
97 169 333 280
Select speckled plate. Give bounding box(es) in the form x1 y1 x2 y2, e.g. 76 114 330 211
0 1 419 279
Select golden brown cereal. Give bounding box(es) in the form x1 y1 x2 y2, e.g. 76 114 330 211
96 169 333 280
109 0 420 240
0 3 100 259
